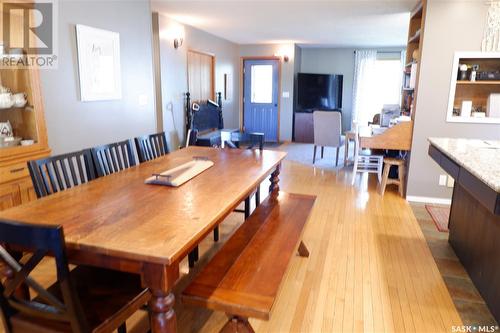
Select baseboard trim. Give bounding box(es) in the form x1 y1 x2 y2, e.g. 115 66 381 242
406 195 452 205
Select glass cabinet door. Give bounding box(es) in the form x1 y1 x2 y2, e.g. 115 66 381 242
0 67 39 149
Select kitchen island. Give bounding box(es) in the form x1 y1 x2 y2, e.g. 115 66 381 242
428 138 500 323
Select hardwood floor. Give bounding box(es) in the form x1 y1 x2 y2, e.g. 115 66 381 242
0 158 462 332
411 204 498 328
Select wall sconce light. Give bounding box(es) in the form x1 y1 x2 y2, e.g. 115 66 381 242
174 38 183 49
161 22 185 50
274 52 289 62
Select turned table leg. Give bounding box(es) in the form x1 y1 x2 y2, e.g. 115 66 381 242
142 263 179 333
269 163 281 195
149 290 176 333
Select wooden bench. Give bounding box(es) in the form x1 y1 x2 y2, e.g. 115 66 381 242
182 191 316 332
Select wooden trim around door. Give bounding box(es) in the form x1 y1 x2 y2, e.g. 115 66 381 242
240 56 282 142
151 12 163 132
187 49 216 101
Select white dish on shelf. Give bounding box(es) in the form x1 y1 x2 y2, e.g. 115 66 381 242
20 139 34 146
12 93 27 108
0 93 14 109
0 136 22 148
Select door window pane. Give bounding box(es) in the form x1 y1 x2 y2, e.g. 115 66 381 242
251 65 273 103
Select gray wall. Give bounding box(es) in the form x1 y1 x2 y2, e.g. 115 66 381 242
407 0 500 200
41 1 156 155
156 15 240 149
239 44 295 142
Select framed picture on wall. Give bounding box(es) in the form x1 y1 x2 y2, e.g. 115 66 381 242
76 24 122 101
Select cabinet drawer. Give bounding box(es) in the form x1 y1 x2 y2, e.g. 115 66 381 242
0 162 30 182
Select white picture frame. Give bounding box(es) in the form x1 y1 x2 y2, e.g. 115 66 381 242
76 24 122 101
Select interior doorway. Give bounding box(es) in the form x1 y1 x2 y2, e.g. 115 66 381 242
242 58 280 142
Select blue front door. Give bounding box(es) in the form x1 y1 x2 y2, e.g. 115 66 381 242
243 59 279 142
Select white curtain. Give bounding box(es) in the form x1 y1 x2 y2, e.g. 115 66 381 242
351 50 377 127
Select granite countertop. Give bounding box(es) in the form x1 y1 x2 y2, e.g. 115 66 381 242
428 138 500 193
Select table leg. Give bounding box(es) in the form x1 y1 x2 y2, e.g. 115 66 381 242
142 263 180 333
269 163 281 195
149 290 176 332
344 138 349 165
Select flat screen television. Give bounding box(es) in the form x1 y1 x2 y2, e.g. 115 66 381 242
297 73 343 112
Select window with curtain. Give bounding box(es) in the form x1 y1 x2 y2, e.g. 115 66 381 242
352 50 403 127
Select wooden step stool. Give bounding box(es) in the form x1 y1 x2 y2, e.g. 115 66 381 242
380 157 405 196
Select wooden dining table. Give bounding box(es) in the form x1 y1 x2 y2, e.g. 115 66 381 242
0 146 287 333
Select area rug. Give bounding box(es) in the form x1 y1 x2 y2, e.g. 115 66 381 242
425 205 450 232
268 142 350 171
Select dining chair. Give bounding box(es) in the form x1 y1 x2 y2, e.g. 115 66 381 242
28 150 96 198
0 219 150 333
351 125 384 185
91 140 136 177
313 111 345 166
134 132 169 163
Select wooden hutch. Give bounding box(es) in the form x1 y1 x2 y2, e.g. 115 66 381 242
0 3 51 210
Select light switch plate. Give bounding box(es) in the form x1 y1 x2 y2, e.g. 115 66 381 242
282 91 290 98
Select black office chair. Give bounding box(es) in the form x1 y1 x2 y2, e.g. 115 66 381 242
0 219 149 333
134 132 169 163
28 150 96 198
91 139 136 177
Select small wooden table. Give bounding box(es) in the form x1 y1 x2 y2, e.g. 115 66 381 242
0 146 287 333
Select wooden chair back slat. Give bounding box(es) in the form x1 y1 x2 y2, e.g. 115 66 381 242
67 158 78 186
60 160 73 189
91 140 136 177
119 145 129 169
110 148 120 171
45 163 59 193
134 132 169 163
28 150 96 198
0 220 90 333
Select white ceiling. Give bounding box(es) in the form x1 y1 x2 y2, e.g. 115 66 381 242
151 1 416 47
